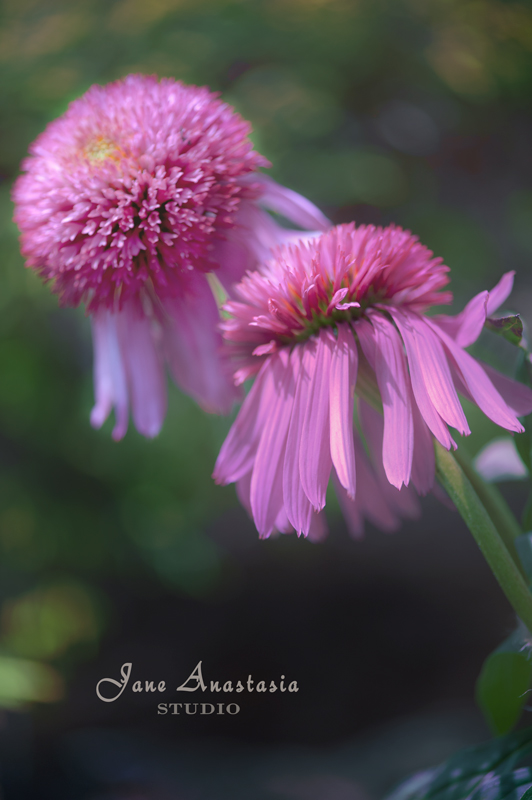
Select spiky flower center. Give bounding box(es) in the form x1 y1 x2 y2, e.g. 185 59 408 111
276 272 385 345
221 224 452 382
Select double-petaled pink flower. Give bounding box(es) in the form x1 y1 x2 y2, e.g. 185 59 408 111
13 74 329 439
214 223 532 538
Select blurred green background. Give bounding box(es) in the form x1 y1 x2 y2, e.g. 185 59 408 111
2 0 532 797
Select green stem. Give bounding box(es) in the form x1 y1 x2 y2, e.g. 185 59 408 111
453 448 525 577
435 442 532 631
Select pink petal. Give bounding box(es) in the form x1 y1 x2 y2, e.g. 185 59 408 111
410 387 436 495
236 471 252 514
283 345 315 535
274 507 293 534
430 273 514 348
358 399 420 519
299 330 333 510
327 288 348 314
161 273 239 414
116 301 167 439
427 319 524 433
355 318 376 367
307 511 329 543
250 350 298 537
336 432 402 536
333 472 364 539
389 309 461 448
249 173 331 232
433 291 488 349
213 360 274 485
212 232 257 293
90 309 129 441
486 271 515 316
480 362 532 417
214 202 282 290
328 325 358 498
359 313 414 489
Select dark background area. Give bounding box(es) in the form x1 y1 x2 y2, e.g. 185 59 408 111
1 0 532 797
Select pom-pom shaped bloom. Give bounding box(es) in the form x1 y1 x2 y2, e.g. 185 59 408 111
13 74 329 439
214 223 532 538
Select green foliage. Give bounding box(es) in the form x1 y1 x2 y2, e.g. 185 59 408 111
523 493 532 533
476 649 532 735
387 726 532 800
515 426 532 476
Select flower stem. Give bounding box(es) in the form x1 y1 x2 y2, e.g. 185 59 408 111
435 442 532 631
453 447 525 578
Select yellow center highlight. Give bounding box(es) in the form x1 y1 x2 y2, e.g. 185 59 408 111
82 136 123 163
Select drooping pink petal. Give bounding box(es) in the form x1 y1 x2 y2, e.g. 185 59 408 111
274 507 293 534
116 301 167 439
161 273 239 415
236 471 252 514
486 271 515 316
327 325 358 498
212 230 257 293
283 345 315 535
335 433 403 536
427 319 524 433
248 173 331 232
430 273 515 349
250 349 298 537
214 202 285 291
389 309 462 448
359 313 413 488
385 482 421 519
213 361 275 485
433 291 488 348
299 330 333 510
239 470 295 535
332 472 364 539
90 309 129 441
480 362 532 417
410 387 436 495
358 399 420 519
307 512 329 543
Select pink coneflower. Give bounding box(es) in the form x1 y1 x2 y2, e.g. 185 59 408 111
213 223 532 538
13 74 329 440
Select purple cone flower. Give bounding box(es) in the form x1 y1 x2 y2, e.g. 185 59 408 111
214 223 532 538
13 74 329 439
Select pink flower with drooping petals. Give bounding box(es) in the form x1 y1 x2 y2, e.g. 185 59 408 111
13 74 329 439
213 222 532 538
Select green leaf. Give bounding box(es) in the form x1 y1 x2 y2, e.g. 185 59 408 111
516 350 532 388
485 315 524 347
386 726 532 800
515 427 532 474
523 492 532 532
476 650 532 735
